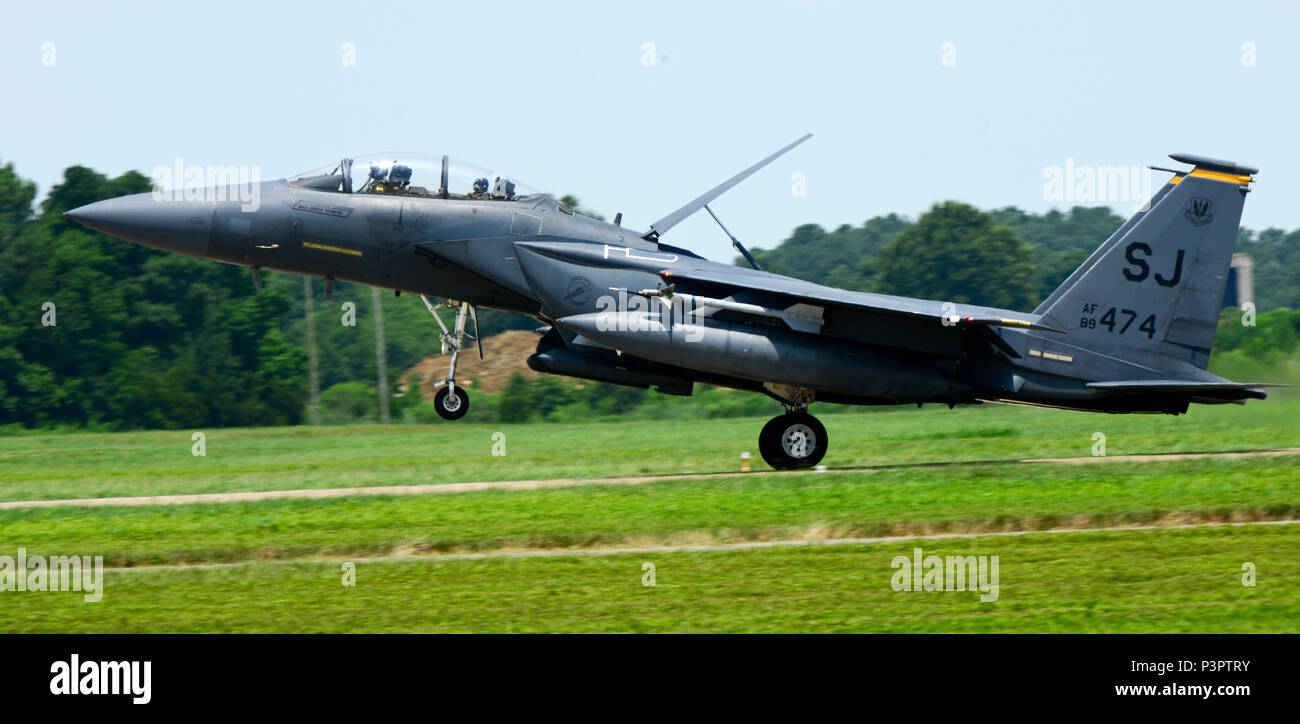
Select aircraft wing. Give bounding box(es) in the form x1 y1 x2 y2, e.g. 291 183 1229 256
661 264 1059 333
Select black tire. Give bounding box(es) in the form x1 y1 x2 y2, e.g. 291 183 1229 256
434 385 469 421
758 412 827 470
758 416 781 465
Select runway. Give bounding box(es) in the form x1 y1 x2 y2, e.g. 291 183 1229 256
4 446 1297 511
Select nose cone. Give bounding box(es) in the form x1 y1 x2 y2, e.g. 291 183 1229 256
65 192 213 257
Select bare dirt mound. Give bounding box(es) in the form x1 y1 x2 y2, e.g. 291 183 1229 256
398 329 543 400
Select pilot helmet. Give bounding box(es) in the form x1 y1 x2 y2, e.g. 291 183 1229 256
473 178 489 194
492 176 516 199
389 164 412 185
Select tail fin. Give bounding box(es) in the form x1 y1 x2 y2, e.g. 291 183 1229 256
1031 168 1186 315
1037 153 1256 370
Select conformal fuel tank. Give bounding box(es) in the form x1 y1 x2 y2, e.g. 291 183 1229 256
556 310 969 399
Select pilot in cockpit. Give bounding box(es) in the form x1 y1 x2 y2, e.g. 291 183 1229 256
491 176 517 200
466 178 490 199
366 163 410 194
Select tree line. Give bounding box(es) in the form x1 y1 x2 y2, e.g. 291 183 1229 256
742 202 1300 312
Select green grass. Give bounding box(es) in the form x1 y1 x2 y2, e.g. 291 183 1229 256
0 398 1296 632
2 455 1296 566
1 394 1297 502
3 525 1294 633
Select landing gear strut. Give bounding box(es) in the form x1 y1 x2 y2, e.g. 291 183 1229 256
420 295 480 421
757 385 827 469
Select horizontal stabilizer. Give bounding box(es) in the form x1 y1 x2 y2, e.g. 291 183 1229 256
1086 380 1287 390
1087 380 1286 400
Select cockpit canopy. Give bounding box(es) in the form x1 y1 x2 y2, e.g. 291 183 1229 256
288 153 542 201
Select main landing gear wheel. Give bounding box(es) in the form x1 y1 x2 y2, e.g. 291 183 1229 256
433 385 469 420
758 412 827 470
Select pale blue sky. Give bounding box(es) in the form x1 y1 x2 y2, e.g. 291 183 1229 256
2 0 1296 260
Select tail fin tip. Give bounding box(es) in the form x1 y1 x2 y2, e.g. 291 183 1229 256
1169 153 1258 176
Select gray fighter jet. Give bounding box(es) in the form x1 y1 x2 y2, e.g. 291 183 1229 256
66 138 1277 469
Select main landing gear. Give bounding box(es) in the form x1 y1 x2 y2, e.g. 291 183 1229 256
420 295 481 421
759 412 828 469
757 385 827 470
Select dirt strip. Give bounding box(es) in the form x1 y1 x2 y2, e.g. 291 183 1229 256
104 518 1300 571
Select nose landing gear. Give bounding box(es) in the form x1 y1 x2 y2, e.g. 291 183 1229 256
433 384 469 421
419 295 481 421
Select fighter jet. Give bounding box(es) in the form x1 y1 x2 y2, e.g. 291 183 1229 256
66 138 1277 469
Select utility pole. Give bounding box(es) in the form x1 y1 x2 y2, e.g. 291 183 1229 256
303 275 321 426
372 286 390 423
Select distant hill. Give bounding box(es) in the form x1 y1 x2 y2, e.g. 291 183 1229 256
398 329 542 400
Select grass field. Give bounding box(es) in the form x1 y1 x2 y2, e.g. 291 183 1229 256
3 526 1295 633
3 455 1298 565
1 394 1298 501
0 396 1297 632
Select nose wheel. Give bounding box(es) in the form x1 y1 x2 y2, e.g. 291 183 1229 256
433 385 469 420
758 411 827 469
419 295 480 421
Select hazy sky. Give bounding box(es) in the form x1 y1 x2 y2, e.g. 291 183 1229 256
2 0 1296 260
